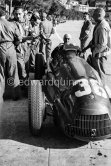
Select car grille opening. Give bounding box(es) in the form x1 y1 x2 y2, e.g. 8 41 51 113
65 114 111 139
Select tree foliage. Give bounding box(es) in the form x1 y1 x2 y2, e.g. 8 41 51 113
48 1 60 15
5 0 84 20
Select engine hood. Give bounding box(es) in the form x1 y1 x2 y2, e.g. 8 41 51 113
56 96 111 142
67 55 100 81
74 95 111 115
52 50 111 141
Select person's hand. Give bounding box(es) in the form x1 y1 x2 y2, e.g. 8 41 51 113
46 58 51 72
79 49 86 59
24 26 29 31
76 49 82 56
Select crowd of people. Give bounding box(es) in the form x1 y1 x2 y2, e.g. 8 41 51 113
0 6 55 100
0 5 111 101
50 7 111 98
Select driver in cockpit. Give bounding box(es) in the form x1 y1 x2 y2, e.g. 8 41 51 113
51 34 80 67
51 34 72 57
51 34 74 65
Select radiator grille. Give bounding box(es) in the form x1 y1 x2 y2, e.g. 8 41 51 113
65 114 111 138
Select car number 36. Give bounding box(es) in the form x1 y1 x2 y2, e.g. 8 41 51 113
73 78 107 98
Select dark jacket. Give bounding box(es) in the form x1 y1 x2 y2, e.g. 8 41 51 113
80 20 92 40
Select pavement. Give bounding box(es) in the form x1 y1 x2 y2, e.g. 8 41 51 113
0 21 111 166
0 98 111 166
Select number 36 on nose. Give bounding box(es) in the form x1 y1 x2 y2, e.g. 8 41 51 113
73 78 107 99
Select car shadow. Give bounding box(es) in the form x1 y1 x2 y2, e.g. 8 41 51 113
0 81 88 150
0 107 87 149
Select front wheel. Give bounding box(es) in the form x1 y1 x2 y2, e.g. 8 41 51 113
35 53 45 80
28 80 45 136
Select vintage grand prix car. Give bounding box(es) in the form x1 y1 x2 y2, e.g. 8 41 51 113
28 44 111 142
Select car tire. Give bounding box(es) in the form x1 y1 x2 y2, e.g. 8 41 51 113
35 53 45 80
28 80 45 136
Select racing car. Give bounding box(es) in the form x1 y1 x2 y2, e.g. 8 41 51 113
28 44 111 142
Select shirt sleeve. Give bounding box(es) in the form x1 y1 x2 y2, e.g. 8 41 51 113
39 22 44 35
94 27 108 54
39 22 47 39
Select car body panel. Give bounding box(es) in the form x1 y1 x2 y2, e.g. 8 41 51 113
42 48 111 141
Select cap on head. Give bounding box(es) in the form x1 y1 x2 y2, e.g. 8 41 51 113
93 8 105 19
63 34 71 40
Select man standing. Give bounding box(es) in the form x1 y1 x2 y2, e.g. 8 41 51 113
13 7 30 80
39 12 55 69
83 8 111 95
79 12 92 59
0 6 22 100
29 13 40 71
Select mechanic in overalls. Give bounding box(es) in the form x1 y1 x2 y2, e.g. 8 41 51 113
0 6 22 100
13 7 30 80
39 12 55 70
28 13 40 71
